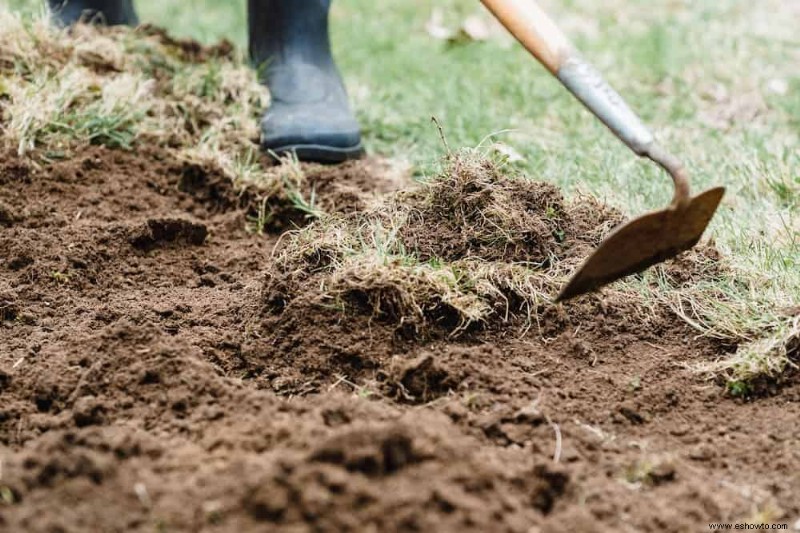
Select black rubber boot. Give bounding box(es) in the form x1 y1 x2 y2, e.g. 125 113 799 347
47 0 139 26
249 0 364 163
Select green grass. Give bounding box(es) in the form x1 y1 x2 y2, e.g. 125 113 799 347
6 0 799 391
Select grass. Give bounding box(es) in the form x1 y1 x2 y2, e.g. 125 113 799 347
3 0 799 392
0 13 264 157
265 149 656 338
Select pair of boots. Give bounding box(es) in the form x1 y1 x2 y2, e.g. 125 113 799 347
48 0 363 163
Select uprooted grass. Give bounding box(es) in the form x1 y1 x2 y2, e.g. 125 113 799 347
264 149 641 335
622 243 798 395
265 149 799 394
0 12 260 158
673 287 800 397
0 9 325 222
711 316 799 397
396 151 621 264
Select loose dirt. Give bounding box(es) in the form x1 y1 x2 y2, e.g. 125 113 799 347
1 143 798 533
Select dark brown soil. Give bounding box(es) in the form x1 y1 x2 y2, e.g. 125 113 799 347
1 145 798 533
395 153 623 265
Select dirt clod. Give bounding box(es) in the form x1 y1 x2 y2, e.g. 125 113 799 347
128 218 208 251
382 352 458 403
394 152 614 264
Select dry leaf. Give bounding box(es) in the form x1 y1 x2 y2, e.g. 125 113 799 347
461 15 491 42
766 78 789 96
425 9 454 41
492 142 526 163
425 10 494 44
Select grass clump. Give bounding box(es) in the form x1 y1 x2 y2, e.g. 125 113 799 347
264 149 625 335
0 11 266 162
650 249 800 395
395 150 621 265
694 315 799 397
0 9 340 224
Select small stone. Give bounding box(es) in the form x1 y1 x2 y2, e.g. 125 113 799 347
514 403 545 425
670 424 691 437
73 395 106 427
688 444 714 462
767 78 789 95
648 462 677 485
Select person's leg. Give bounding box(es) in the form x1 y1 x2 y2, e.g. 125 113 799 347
47 0 138 26
248 0 363 163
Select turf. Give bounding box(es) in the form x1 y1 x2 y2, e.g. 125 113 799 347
6 0 799 390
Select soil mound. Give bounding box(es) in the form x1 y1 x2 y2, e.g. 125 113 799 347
259 150 660 345
396 151 621 264
247 150 728 405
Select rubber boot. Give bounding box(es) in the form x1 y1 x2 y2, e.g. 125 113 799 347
249 0 364 163
47 0 139 26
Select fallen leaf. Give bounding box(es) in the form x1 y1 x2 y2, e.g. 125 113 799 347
461 15 491 41
492 142 526 163
766 78 789 96
426 10 496 44
425 9 454 41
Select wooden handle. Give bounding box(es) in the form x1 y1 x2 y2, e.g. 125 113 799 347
480 0 575 73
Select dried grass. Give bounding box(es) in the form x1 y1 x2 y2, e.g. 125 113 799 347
0 9 270 184
693 314 799 396
265 149 611 335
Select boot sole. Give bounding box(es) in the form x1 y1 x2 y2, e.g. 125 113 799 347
265 142 365 164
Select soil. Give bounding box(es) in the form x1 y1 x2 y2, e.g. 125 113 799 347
1 143 799 533
394 154 623 265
